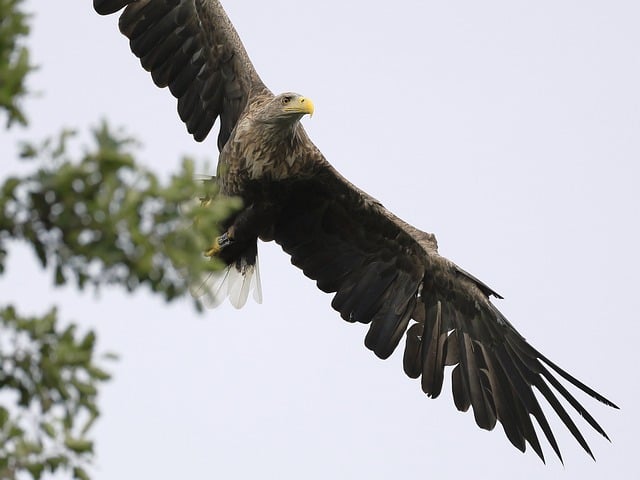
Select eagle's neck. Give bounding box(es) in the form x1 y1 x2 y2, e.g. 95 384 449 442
257 117 302 142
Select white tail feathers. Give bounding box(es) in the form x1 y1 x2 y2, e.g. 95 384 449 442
189 255 262 309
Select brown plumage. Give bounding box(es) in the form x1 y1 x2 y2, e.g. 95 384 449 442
93 0 618 462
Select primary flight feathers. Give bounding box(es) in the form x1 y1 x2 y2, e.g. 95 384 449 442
94 0 617 462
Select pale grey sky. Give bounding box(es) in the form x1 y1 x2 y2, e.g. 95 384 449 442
2 1 638 478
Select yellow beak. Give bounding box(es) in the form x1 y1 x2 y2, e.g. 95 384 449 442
285 96 314 117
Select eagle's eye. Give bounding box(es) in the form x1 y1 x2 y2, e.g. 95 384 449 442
281 96 291 105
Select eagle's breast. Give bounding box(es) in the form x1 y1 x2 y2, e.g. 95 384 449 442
218 116 318 196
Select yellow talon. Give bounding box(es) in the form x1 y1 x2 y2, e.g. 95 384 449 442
204 231 233 257
205 241 222 258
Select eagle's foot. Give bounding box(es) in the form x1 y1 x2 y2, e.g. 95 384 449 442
205 231 234 257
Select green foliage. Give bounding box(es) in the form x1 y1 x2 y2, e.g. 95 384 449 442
0 1 237 479
0 306 113 479
0 0 34 127
0 123 237 306
0 125 236 477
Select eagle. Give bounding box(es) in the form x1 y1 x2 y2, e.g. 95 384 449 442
93 0 617 462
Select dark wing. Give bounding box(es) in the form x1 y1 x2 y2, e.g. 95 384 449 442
272 160 618 463
94 0 269 148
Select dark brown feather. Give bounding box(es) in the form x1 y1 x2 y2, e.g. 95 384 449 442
94 0 270 149
420 300 447 398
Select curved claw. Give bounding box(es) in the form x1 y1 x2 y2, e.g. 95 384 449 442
205 231 234 257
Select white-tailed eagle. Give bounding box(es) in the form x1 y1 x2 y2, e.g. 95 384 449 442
94 0 617 462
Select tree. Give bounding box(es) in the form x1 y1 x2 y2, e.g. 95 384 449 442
0 1 233 478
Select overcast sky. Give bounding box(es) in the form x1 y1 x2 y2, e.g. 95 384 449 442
2 1 639 478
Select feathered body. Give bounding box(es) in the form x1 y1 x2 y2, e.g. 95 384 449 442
93 0 617 462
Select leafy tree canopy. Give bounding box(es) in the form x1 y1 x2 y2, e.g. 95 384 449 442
0 1 233 478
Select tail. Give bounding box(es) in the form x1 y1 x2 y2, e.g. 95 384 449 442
182 174 262 308
189 249 263 309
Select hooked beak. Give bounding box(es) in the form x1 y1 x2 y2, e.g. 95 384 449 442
285 96 314 117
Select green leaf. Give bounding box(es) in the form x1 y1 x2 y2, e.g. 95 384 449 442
72 380 97 397
25 463 44 480
80 331 96 350
41 422 56 439
0 406 8 427
87 365 112 381
54 264 65 285
73 466 91 480
8 424 24 439
64 437 93 454
44 455 67 473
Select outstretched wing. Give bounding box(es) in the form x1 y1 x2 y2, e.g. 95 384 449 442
94 0 270 148
271 161 618 462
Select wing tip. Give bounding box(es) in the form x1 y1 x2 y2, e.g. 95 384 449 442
94 0 129 16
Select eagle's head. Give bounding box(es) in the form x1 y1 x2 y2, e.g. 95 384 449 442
256 92 314 126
